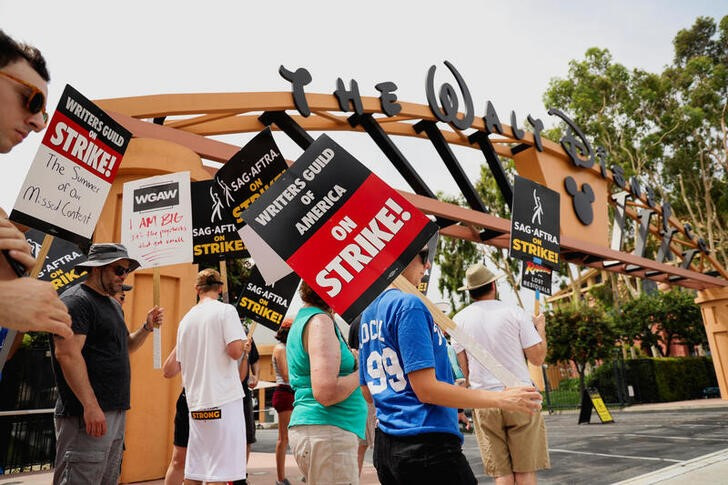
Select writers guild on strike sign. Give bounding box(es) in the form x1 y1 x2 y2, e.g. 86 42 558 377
240 134 437 322
10 85 131 247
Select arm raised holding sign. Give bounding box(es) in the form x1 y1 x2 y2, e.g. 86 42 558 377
358 249 542 484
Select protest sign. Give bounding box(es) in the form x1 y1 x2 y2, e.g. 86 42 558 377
26 228 88 292
509 175 560 270
191 180 248 262
122 171 193 368
520 260 553 296
121 172 193 268
10 85 131 247
239 134 438 322
235 266 300 331
213 127 288 227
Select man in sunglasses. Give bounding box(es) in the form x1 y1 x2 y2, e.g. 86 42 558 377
358 247 542 484
0 30 71 378
50 243 164 485
0 29 48 153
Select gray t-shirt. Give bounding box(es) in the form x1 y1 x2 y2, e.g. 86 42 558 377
52 284 131 416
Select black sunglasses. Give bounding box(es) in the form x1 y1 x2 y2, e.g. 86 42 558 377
418 249 430 265
112 265 132 277
0 71 48 124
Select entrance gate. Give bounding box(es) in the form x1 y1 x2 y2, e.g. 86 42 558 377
6 63 727 481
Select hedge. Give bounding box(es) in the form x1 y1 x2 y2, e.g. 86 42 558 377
586 357 718 403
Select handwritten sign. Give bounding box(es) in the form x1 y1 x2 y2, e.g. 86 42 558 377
191 180 248 262
25 228 88 292
239 134 438 322
10 85 130 246
121 172 193 268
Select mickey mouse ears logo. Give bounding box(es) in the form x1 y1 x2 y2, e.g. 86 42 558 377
564 177 595 225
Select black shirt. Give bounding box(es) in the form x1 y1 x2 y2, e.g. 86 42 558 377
242 339 259 399
52 284 131 416
347 315 362 349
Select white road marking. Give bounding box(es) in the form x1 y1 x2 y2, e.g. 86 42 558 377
549 448 683 463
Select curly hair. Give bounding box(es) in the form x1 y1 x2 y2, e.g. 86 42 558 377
299 280 331 312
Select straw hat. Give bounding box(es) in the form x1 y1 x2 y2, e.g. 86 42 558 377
457 263 504 291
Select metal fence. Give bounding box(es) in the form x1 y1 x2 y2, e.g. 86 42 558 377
0 345 57 474
540 358 630 413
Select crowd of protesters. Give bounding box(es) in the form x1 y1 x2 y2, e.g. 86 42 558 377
1 29 550 485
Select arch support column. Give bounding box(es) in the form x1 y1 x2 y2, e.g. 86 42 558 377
696 286 728 400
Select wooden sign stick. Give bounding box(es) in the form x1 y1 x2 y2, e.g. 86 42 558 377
0 235 54 372
392 275 520 387
219 260 229 304
247 321 258 339
153 266 161 369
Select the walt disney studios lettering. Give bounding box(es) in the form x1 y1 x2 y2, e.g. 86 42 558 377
278 62 711 267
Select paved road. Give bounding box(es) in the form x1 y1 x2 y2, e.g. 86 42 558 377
248 406 728 484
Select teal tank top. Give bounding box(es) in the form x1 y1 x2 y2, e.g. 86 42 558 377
287 306 367 439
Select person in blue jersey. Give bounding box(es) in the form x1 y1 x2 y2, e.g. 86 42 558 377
358 247 542 485
287 281 367 484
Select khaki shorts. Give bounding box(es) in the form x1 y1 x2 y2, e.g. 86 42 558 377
289 424 359 484
473 407 550 477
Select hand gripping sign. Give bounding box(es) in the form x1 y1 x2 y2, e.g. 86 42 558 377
121 171 193 368
2 86 130 373
238 134 439 323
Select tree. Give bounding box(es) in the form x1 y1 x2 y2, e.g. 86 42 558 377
546 303 616 395
614 288 707 357
543 16 728 271
436 159 526 312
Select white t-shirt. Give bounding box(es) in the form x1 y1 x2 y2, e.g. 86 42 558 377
176 299 246 411
452 299 541 391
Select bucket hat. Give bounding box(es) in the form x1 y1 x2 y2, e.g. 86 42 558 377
75 243 141 272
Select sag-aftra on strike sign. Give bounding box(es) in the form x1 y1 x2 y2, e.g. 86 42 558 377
240 134 438 322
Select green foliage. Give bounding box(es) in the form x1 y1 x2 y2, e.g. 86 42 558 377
546 303 616 393
543 15 728 270
436 231 480 313
613 288 706 356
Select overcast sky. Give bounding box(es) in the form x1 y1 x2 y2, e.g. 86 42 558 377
2 1 726 321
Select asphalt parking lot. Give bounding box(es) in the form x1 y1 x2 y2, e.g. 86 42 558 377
469 407 728 484
249 405 728 484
